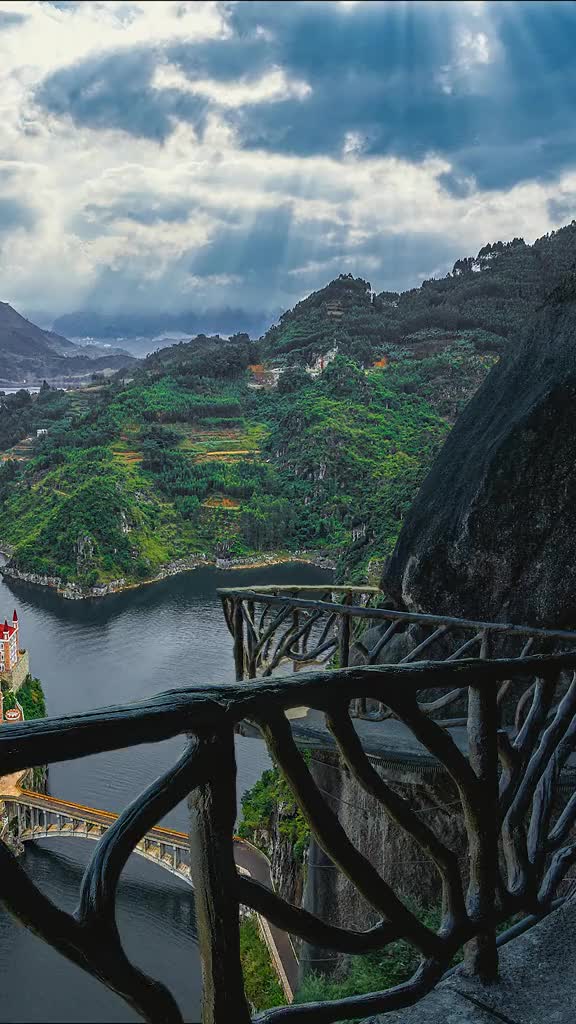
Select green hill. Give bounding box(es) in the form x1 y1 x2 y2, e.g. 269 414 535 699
0 339 494 587
3 221 576 590
261 222 576 368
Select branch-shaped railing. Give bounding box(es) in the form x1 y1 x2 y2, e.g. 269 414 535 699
219 586 576 723
1 655 576 1022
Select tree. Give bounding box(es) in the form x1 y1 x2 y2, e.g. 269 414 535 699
320 356 367 398
277 367 310 394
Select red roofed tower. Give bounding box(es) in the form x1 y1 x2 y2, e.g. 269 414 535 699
0 612 19 675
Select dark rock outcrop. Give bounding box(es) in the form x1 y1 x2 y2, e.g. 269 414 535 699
383 284 576 628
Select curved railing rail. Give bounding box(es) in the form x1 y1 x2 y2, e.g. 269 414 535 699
218 586 576 722
1 654 576 1022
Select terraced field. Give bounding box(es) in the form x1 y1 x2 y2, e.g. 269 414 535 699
1 436 36 462
108 421 267 469
178 421 267 463
111 427 143 464
202 495 241 509
65 385 108 417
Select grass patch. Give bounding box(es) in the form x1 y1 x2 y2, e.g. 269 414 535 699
240 916 285 1011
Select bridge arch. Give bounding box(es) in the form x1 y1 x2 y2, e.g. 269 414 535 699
4 797 193 885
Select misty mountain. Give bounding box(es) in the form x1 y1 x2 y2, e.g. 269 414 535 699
52 308 277 353
0 302 136 384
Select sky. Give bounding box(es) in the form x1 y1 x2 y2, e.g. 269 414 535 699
2 0 576 323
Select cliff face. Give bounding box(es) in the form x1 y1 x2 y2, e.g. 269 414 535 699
301 751 467 974
383 288 576 628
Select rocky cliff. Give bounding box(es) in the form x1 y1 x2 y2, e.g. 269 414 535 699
301 751 467 975
383 281 576 628
301 282 576 979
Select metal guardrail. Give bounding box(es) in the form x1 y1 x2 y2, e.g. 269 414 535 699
1 654 576 1021
218 586 576 722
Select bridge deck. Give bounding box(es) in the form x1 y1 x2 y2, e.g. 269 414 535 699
16 788 192 846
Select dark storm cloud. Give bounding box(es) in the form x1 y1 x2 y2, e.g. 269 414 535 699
77 199 426 316
190 204 312 279
0 198 35 231
37 48 210 141
223 0 576 191
34 0 576 193
75 212 462 318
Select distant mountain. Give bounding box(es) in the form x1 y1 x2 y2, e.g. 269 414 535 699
52 308 276 353
0 302 137 384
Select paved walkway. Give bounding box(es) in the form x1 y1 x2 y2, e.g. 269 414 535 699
293 708 468 766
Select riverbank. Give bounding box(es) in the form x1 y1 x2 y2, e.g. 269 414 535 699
0 549 336 601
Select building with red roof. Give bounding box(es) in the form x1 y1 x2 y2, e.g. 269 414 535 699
0 610 19 674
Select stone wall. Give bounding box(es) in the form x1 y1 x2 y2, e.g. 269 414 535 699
0 649 29 692
300 748 467 975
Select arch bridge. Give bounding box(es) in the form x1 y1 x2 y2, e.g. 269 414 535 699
0 785 297 1003
2 789 193 883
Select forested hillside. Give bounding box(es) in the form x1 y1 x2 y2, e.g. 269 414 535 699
2 221 576 590
262 222 576 366
0 337 490 586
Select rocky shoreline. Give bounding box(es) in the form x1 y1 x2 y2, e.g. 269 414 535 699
0 550 336 601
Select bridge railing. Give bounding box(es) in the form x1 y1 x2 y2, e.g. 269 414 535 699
218 585 576 723
2 654 576 1022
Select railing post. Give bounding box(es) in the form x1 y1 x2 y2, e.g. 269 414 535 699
188 730 251 1024
246 600 256 678
339 598 351 669
465 631 499 980
232 600 245 682
292 609 300 672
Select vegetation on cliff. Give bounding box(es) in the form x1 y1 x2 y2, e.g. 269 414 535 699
264 223 576 365
295 928 436 1010
239 917 285 1011
2 675 46 720
238 764 311 864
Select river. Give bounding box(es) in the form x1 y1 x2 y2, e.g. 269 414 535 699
0 562 332 1022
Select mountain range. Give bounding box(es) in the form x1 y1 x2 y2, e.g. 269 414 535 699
0 302 136 385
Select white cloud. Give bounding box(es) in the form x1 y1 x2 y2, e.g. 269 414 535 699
152 63 311 107
0 0 571 319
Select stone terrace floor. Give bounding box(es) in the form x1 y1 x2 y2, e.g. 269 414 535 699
362 896 576 1023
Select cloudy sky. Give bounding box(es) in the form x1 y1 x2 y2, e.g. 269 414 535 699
2 0 576 323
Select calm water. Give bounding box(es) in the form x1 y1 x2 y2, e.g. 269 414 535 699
0 386 41 394
0 562 331 1022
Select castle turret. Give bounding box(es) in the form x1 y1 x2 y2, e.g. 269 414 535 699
0 617 18 673
0 608 28 690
